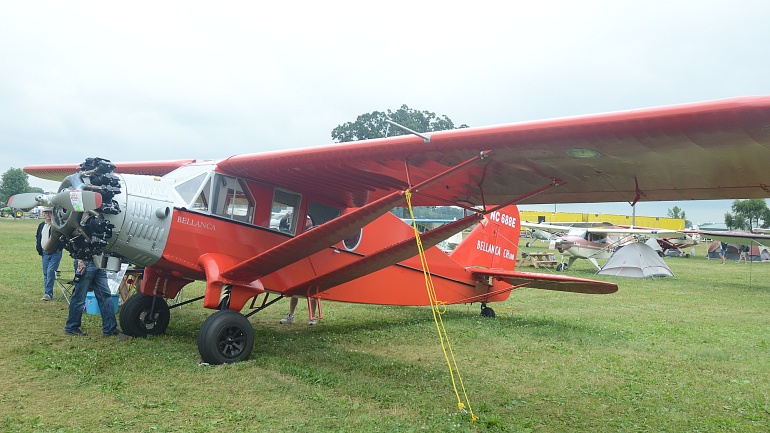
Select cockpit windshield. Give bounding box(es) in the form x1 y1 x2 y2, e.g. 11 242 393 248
168 163 216 208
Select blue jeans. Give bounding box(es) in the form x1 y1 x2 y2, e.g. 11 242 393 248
64 260 118 335
42 250 62 298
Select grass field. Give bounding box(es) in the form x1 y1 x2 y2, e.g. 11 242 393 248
1 217 768 432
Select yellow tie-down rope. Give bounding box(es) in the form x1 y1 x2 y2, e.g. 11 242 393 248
404 190 477 423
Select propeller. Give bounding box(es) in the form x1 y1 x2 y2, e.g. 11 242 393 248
7 190 103 212
6 193 43 210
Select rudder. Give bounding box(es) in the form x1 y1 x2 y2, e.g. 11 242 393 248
449 205 521 270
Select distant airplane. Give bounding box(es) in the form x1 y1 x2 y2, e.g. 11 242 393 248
655 235 699 257
521 222 678 270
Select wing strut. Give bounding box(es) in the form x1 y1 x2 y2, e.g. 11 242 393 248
221 151 492 282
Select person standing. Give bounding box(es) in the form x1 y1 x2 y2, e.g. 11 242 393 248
719 242 728 265
279 296 319 326
64 258 129 339
738 245 749 264
36 207 62 301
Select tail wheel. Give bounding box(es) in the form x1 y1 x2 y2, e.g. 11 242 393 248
197 310 254 364
525 242 532 248
120 293 170 337
556 263 566 271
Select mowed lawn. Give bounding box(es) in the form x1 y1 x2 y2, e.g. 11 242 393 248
0 217 768 432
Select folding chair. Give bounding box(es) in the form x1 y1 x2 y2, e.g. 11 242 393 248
54 270 75 304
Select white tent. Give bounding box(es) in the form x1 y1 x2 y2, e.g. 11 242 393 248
598 242 674 278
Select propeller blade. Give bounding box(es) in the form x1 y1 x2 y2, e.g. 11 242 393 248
7 193 44 209
50 190 103 212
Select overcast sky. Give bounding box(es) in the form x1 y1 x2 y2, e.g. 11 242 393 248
2 1 769 225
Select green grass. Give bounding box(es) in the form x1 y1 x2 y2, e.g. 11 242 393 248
1 217 769 432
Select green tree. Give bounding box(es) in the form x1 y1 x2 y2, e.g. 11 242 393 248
0 168 32 204
667 205 693 228
724 199 769 230
667 206 685 220
331 104 468 142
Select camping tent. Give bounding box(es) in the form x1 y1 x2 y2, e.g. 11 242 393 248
707 241 770 261
598 242 674 278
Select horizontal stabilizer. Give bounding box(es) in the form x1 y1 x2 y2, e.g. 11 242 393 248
471 269 618 295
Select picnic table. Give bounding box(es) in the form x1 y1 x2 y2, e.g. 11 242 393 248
518 252 559 269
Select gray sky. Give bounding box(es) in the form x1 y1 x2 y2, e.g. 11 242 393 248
2 0 769 225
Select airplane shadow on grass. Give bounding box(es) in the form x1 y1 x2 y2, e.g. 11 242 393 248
161 303 624 362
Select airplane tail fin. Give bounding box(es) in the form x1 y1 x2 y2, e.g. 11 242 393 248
450 205 521 270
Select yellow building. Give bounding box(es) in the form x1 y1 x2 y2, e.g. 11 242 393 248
519 210 684 230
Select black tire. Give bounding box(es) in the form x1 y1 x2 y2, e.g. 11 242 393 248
556 263 567 271
119 293 170 337
525 242 531 248
480 306 496 318
197 310 255 364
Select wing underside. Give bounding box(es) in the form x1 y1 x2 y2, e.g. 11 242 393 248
214 97 770 209
693 231 770 248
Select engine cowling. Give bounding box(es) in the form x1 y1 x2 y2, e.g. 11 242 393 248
51 158 175 271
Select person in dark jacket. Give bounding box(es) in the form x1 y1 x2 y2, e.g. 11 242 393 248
36 207 63 300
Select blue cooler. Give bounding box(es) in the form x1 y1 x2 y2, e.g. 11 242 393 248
85 292 120 315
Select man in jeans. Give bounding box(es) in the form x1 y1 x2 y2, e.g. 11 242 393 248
64 258 129 339
36 208 63 301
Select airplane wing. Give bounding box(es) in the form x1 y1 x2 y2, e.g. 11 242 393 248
23 160 197 181
23 97 770 209
522 221 677 236
521 221 581 233
688 230 770 248
213 96 770 209
471 269 618 295
582 227 680 236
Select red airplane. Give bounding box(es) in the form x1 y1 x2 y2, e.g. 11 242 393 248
10 96 770 364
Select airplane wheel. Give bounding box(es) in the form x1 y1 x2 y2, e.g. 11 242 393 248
556 263 566 271
525 242 532 248
198 310 254 364
120 293 170 337
480 306 496 318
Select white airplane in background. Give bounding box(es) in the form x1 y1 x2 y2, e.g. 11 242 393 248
524 227 561 248
521 222 678 271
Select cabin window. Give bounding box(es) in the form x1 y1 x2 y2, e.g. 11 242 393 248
191 178 211 212
212 175 255 223
307 201 341 228
175 172 208 204
271 189 302 234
